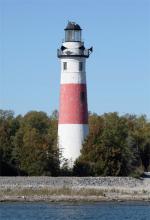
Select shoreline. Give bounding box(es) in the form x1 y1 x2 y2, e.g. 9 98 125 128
1 195 150 203
0 177 150 202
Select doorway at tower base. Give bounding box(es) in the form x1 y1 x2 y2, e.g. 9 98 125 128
58 124 89 168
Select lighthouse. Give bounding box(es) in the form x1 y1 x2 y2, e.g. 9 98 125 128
57 22 92 167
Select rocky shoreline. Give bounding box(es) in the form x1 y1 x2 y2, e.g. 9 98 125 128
0 177 150 202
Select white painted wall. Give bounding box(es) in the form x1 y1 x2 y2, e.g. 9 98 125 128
60 57 86 84
58 124 89 167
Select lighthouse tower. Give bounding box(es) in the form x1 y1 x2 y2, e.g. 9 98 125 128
57 22 92 166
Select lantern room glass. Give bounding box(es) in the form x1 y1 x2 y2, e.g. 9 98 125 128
65 30 81 42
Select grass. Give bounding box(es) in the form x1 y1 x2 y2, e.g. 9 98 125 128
0 186 150 198
0 187 105 197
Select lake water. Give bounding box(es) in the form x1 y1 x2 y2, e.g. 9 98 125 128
0 202 150 220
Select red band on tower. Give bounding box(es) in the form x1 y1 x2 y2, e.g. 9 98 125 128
59 84 88 124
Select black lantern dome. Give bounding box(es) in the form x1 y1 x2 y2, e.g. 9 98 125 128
65 22 82 42
65 22 82 31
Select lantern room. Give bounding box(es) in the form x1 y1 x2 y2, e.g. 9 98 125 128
65 22 82 42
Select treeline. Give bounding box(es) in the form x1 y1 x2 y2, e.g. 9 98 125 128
0 110 150 176
75 112 150 177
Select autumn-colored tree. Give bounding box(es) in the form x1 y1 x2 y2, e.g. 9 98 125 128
74 113 148 176
13 111 59 176
0 110 21 175
128 115 150 172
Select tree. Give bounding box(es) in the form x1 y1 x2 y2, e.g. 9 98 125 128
129 116 150 172
13 111 59 176
0 110 20 175
74 112 141 176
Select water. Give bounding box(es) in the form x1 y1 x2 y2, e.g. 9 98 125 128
0 202 150 220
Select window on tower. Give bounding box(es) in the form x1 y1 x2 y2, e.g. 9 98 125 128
63 62 67 70
79 62 83 71
80 91 85 103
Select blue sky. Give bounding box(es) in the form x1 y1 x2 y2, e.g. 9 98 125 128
0 0 150 117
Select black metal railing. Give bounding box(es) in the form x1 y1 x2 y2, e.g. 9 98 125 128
57 48 90 58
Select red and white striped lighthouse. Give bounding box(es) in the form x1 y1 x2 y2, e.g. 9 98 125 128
57 22 92 166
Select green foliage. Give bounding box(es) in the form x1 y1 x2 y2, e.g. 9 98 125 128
0 110 59 176
74 112 150 177
73 159 94 176
13 111 59 176
0 110 21 175
0 109 150 176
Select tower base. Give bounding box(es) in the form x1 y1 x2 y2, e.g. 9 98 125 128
58 124 89 167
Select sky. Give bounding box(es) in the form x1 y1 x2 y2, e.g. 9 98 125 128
0 0 150 117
